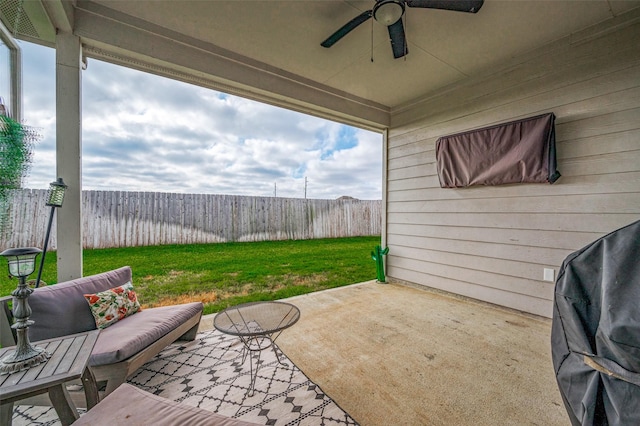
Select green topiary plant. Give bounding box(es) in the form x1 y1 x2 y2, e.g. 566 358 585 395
0 114 39 234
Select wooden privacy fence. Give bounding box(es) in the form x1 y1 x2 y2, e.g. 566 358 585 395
1 190 381 250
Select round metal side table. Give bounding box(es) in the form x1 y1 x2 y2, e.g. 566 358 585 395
213 301 300 396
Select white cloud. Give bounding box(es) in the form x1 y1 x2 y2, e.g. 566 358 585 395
19 41 382 200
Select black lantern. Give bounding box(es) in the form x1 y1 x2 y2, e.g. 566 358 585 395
46 177 67 207
0 247 51 374
35 178 67 288
4 247 40 277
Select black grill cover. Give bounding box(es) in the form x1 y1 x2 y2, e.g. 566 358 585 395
551 219 640 425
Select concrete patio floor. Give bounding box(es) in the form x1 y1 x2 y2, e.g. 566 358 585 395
204 281 569 426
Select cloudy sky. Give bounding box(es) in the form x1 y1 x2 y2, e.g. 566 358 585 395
18 41 382 200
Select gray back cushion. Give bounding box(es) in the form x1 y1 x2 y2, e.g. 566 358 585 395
28 266 132 341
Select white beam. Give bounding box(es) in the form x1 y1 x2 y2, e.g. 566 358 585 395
55 31 83 282
42 0 74 33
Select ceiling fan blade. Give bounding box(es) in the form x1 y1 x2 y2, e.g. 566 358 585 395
321 10 373 48
387 19 408 59
405 0 484 13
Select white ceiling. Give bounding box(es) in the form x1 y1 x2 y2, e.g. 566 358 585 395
4 0 640 127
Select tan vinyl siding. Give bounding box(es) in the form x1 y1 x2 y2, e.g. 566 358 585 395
385 14 640 318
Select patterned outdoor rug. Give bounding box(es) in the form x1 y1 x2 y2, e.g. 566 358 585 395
12 330 358 425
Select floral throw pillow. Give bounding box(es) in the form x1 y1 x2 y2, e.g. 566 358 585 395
84 282 141 329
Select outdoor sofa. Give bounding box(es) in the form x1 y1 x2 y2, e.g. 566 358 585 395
0 266 203 396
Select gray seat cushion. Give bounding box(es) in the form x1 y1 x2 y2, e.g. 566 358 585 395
90 302 203 365
74 383 260 425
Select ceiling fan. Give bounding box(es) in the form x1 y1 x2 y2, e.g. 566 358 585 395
321 0 484 59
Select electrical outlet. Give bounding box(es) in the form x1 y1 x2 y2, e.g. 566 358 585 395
543 268 555 282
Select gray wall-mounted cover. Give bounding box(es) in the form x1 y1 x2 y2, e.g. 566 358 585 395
551 219 640 425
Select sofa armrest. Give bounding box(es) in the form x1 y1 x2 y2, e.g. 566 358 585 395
0 295 16 347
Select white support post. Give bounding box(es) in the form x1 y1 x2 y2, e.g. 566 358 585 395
381 128 388 251
55 32 83 282
381 128 389 279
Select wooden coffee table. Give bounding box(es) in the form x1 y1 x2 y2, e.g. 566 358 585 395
0 330 100 425
214 301 300 395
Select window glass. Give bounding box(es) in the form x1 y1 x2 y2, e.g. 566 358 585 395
0 38 10 115
0 21 19 119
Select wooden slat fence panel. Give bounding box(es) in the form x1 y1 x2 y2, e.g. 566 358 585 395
0 190 381 250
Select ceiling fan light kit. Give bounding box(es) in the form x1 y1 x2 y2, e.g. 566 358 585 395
321 0 484 59
373 0 405 25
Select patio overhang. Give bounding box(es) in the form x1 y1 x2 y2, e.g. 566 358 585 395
73 4 391 132
1 0 639 288
5 1 639 129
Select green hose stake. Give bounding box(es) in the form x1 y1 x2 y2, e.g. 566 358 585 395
371 245 389 283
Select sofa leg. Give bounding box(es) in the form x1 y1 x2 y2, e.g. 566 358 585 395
179 323 199 341
103 370 128 396
1 401 14 426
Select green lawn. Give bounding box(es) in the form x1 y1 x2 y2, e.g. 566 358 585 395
0 236 381 315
